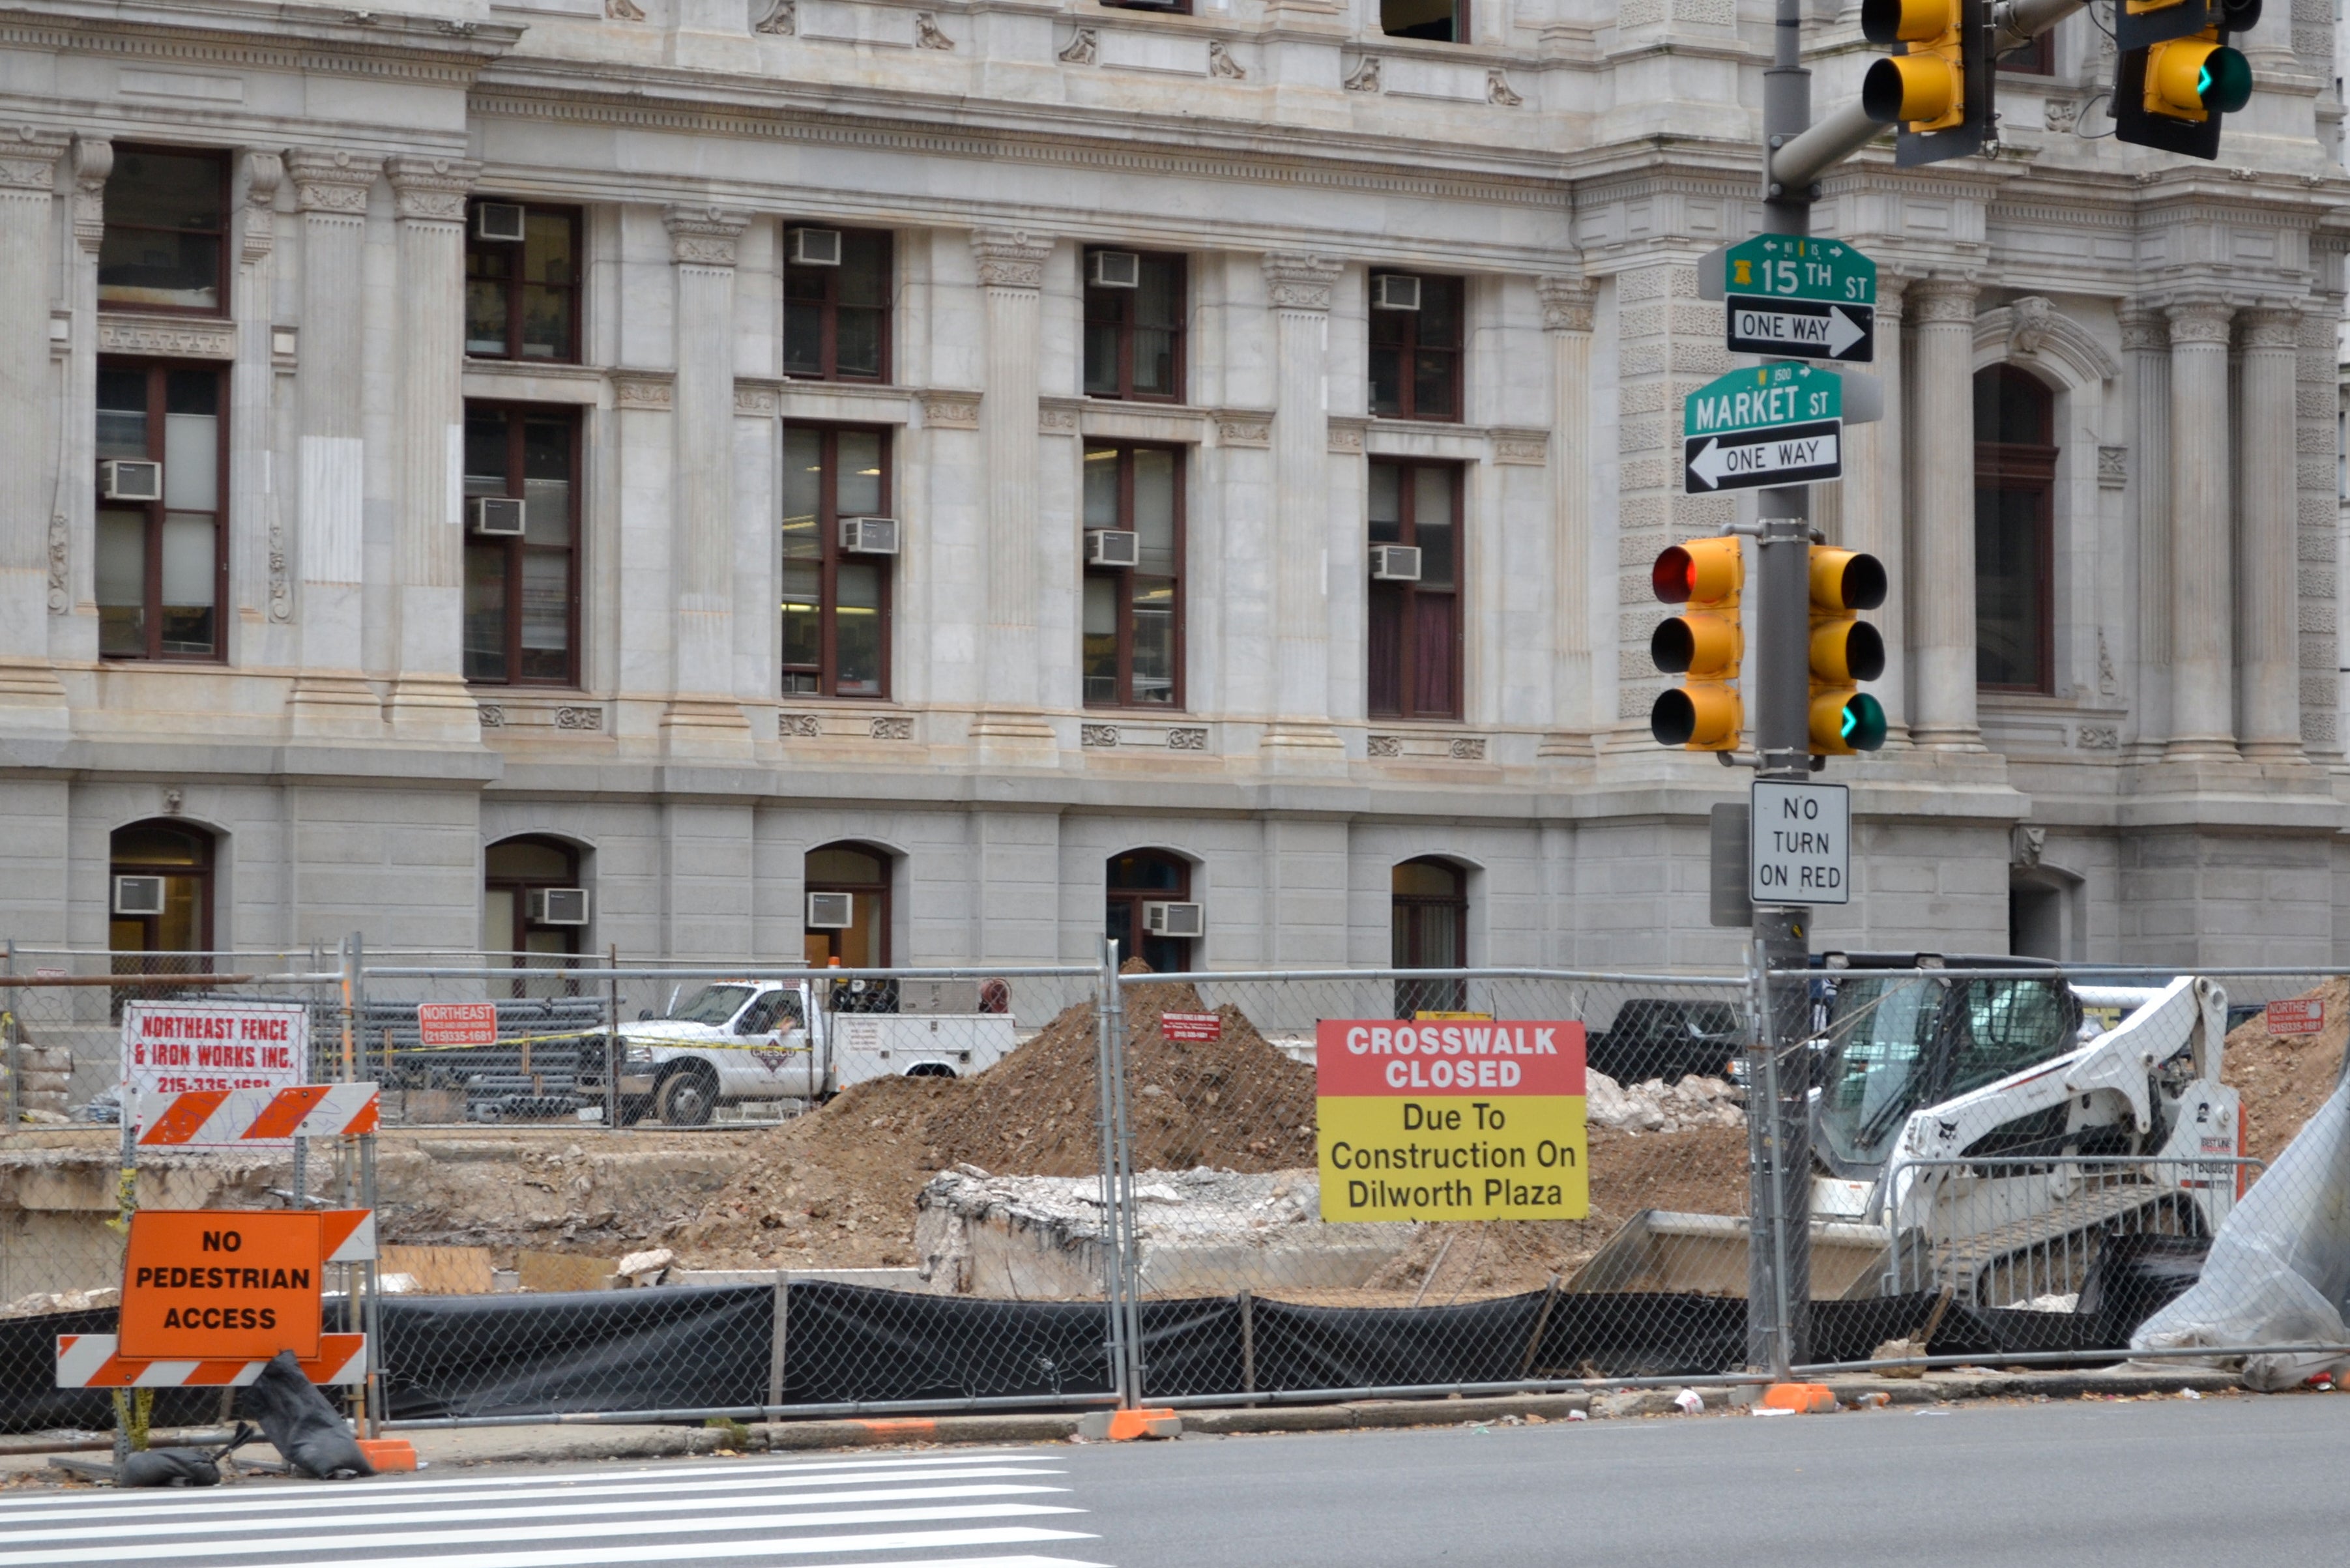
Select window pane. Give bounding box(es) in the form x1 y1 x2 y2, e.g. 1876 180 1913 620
519 551 570 681
1414 468 1455 587
1083 448 1120 530
97 370 148 459
1975 484 2044 689
835 562 883 696
523 419 573 544
96 511 146 656
166 371 218 417
98 152 223 311
465 411 511 493
465 543 508 683
1367 587 1402 716
106 152 224 229
465 280 509 356
1137 258 1182 330
1369 346 1402 417
1131 576 1176 705
1413 349 1456 420
1132 328 1176 396
781 561 822 673
835 307 882 379
1418 278 1461 347
1412 591 1457 716
524 212 574 283
783 300 824 377
1084 321 1120 397
1082 575 1118 705
1368 463 1402 544
163 413 217 511
836 431 884 515
783 427 822 532
158 514 215 655
519 285 571 360
1133 450 1177 573
839 233 890 308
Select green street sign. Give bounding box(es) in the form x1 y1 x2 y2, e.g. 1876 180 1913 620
1707 236 1876 308
1683 364 1843 494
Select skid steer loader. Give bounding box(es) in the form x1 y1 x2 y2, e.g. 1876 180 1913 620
1570 959 2242 1306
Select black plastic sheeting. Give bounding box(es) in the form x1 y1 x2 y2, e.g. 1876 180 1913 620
0 1275 2204 1431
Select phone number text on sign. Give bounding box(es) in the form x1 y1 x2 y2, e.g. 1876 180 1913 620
1314 1019 1588 1224
121 1000 308 1105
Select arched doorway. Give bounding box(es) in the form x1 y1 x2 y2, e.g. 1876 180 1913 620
805 843 894 1010
484 837 584 985
1975 366 2057 693
1391 856 1468 1016
1105 849 1192 973
109 820 214 965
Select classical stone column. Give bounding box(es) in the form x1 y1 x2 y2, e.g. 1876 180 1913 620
1905 276 1979 749
43 137 108 675
383 154 480 741
233 151 285 652
1536 275 1595 747
2237 306 2302 759
1260 252 1343 761
662 205 754 753
968 228 1054 746
2164 300 2236 759
2121 304 2169 754
0 128 70 710
285 149 382 734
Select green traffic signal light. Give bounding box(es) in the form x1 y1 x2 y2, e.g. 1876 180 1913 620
1840 693 1889 752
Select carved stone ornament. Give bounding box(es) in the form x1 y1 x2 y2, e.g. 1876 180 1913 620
613 372 676 409
1909 277 1979 323
289 148 374 214
1449 736 1488 760
971 229 1051 289
0 126 70 194
555 705 604 731
1214 411 1272 447
1486 68 1523 107
2043 96 2081 134
1058 27 1097 65
922 394 982 428
1262 252 1341 312
1537 276 1595 332
754 0 794 33
2116 305 2166 355
1081 723 1120 748
2009 295 2054 356
384 154 479 222
478 703 507 728
1366 734 1401 757
915 12 955 48
2098 444 2127 489
268 504 292 622
1039 403 1080 434
1343 55 1381 93
1327 420 1366 454
46 514 66 616
607 0 647 18
99 314 237 359
2076 725 2119 751
871 715 914 740
1493 432 1547 465
665 205 749 268
735 383 781 416
70 137 111 255
1167 727 1208 750
1209 40 1245 78
2010 825 2046 867
241 151 283 265
779 712 821 737
2165 301 2233 344
2242 306 2302 350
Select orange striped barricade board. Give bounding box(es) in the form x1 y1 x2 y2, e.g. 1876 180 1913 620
136 1082 381 1148
1314 1019 1589 1223
55 1333 368 1389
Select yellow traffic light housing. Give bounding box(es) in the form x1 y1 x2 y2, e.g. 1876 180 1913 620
2115 0 2259 158
2143 31 2252 121
1649 538 1745 752
1806 546 1889 757
1860 0 1992 166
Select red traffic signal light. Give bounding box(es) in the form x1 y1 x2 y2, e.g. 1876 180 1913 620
1649 538 1745 751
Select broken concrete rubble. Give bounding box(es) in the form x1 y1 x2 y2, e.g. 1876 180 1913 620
1586 1071 1745 1135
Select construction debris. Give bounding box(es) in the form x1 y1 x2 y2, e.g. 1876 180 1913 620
1587 1072 1745 1135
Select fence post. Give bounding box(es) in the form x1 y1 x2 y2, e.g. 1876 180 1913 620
606 943 621 1131
768 1275 789 1412
1094 938 1130 1408
1742 941 1778 1373
3 937 17 1134
360 1129 383 1437
1107 951 1142 1402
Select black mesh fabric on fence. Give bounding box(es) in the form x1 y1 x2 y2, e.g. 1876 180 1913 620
778 1281 1115 1406
0 1309 220 1434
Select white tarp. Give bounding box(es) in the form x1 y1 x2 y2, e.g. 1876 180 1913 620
2132 1075 2350 1389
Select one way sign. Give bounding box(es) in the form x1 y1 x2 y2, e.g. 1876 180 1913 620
1683 421 1842 493
1725 295 1874 364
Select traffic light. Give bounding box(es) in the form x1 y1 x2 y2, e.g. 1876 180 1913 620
1649 538 1745 751
2113 0 2259 159
1859 0 1992 166
1808 546 1889 757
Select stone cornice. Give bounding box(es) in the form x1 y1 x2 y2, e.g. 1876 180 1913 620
0 0 522 87
0 124 68 193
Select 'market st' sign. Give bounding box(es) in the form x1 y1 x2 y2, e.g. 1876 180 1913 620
1683 363 1843 494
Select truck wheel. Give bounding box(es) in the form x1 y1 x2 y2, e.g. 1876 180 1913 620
656 1065 719 1127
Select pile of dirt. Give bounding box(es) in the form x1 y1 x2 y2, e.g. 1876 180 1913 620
2223 978 2350 1165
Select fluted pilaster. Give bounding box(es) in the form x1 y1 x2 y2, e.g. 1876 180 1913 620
2121 304 2169 753
1260 251 1343 761
662 205 755 753
0 128 72 713
968 227 1053 744
2166 300 2235 759
1537 274 1595 748
1906 277 1979 749
2237 306 2302 759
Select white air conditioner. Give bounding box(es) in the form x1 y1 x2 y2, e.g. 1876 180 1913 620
1370 544 1423 582
1142 901 1204 939
1371 274 1422 312
1090 250 1142 289
528 887 590 926
807 891 854 929
474 203 527 244
1085 529 1140 568
791 228 843 267
839 516 901 556
99 459 163 503
113 875 167 918
470 496 527 536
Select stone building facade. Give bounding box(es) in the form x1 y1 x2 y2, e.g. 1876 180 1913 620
1 0 2346 973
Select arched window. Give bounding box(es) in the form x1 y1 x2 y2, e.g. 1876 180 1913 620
1392 857 1468 1017
484 836 583 969
109 820 214 959
804 843 892 968
1105 850 1191 974
1975 366 2057 693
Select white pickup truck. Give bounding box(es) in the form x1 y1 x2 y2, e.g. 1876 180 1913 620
600 978 1018 1125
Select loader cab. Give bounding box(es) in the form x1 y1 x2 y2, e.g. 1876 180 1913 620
1810 953 2081 1180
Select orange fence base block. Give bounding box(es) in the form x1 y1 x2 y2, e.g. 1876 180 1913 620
1761 1383 1838 1414
1080 1408 1182 1441
851 1418 938 1440
355 1438 416 1473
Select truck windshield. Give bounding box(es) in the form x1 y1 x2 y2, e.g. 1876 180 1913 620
1817 975 2075 1172
669 985 754 1026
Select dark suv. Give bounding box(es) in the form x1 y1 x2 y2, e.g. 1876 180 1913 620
1587 998 1744 1085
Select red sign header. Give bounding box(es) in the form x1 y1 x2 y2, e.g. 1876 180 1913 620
1314 1019 1585 1097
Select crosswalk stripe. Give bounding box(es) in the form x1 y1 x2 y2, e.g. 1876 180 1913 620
3 1526 1101 1568
0 1466 1068 1525
0 1500 1084 1567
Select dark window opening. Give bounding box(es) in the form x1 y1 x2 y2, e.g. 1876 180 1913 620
805 842 893 972
109 820 216 961
1367 460 1462 721
463 405 580 687
783 425 893 699
1369 274 1464 422
1082 444 1185 709
465 203 581 363
1974 366 2057 694
96 362 226 662
1107 850 1192 975
485 836 585 995
785 228 892 383
99 147 228 314
1998 32 2053 74
1392 857 1468 1016
1382 0 1467 41
1084 251 1185 402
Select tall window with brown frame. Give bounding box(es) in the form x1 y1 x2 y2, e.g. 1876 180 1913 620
99 147 228 314
462 405 580 688
1391 857 1469 1015
1974 366 2058 694
465 201 582 362
96 364 227 663
1369 273 1464 422
785 227 892 383
1081 444 1184 709
783 426 892 698
1083 250 1185 403
1367 460 1462 721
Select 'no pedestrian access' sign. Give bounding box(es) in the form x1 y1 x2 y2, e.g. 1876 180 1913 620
1750 781 1850 907
1683 363 1842 495
1704 235 1878 364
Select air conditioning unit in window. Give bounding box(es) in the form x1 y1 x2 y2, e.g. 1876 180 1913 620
1371 274 1421 312
113 875 167 918
839 516 901 556
1370 544 1423 581
791 227 843 267
99 459 163 502
528 888 590 926
807 891 854 929
1142 901 1204 939
1085 529 1140 568
470 497 527 536
1089 250 1142 289
474 203 527 243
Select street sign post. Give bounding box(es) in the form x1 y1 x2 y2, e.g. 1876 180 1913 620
1683 363 1843 494
1748 781 1850 907
1702 236 1878 364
